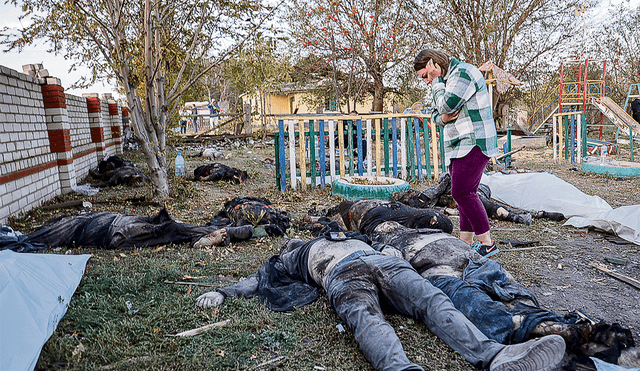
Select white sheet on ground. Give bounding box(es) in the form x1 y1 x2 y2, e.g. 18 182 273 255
480 172 612 218
591 356 640 370
0 250 91 371
564 205 640 246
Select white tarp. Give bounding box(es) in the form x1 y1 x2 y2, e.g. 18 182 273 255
480 172 613 218
0 250 91 371
564 205 640 246
481 172 640 246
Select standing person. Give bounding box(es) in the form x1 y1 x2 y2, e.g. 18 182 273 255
191 104 198 134
208 99 220 131
180 118 187 134
414 49 499 257
631 97 640 125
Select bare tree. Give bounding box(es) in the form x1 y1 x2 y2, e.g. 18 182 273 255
286 0 423 112
2 0 278 200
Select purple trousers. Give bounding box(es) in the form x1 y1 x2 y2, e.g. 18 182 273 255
449 146 490 235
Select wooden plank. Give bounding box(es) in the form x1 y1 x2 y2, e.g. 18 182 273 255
338 120 345 178
288 120 297 189
329 120 337 181
348 119 355 176
298 120 307 189
356 119 364 175
422 118 431 179
375 118 382 177
169 320 231 337
318 120 326 188
392 117 398 178
366 118 373 177
383 118 390 177
406 117 415 180
590 263 640 291
414 117 423 181
401 118 407 179
429 117 439 180
277 120 287 191
309 120 316 187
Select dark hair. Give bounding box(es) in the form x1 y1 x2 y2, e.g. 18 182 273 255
413 49 451 77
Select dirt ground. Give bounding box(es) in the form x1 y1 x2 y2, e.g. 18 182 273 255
10 135 640 370
500 148 640 346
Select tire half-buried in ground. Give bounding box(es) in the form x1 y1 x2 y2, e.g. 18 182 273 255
332 176 410 201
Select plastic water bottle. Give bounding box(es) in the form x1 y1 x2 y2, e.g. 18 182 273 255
175 152 185 176
600 146 607 164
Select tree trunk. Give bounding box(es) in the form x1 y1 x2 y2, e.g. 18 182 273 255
372 72 384 112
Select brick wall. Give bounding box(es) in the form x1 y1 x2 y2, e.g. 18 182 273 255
0 64 126 225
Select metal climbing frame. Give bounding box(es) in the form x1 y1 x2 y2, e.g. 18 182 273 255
559 59 607 137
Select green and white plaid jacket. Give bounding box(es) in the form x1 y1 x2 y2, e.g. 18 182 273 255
431 57 499 166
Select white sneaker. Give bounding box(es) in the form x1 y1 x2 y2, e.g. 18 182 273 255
490 335 565 371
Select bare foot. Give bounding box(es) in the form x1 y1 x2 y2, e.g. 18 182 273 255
193 229 227 248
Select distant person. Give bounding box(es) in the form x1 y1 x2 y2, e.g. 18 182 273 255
414 49 499 257
180 118 187 134
191 105 198 134
208 99 220 131
632 97 640 125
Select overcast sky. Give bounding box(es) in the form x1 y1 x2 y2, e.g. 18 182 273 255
0 0 637 98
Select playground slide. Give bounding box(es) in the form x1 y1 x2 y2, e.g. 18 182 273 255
591 96 640 137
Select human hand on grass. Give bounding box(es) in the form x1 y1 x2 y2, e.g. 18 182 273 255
196 291 225 308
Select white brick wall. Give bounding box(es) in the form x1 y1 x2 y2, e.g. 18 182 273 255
0 64 123 225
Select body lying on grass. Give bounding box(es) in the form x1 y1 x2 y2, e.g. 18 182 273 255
367 221 640 369
391 173 565 225
89 155 151 188
196 231 566 371
193 163 247 183
21 208 253 251
319 199 454 235
206 197 290 237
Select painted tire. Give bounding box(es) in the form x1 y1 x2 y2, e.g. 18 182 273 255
582 161 640 178
332 176 410 201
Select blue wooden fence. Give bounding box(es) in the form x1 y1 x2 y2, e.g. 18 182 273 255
274 114 447 191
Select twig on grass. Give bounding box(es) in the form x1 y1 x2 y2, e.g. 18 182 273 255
164 280 217 287
168 319 231 337
247 356 286 370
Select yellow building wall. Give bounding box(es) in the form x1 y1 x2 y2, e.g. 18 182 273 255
244 90 397 132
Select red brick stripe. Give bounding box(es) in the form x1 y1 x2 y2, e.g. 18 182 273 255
0 160 57 185
91 127 105 142
87 97 101 113
73 148 97 160
122 107 129 117
48 129 72 152
42 85 67 109
111 126 121 138
108 103 119 116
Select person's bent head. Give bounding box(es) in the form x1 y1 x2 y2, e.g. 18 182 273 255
414 49 451 82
